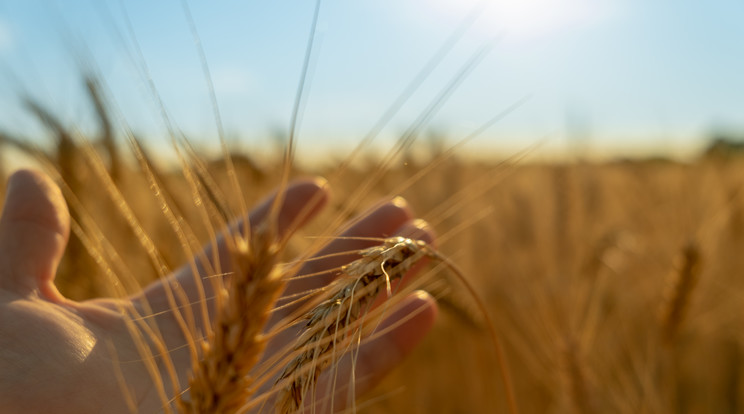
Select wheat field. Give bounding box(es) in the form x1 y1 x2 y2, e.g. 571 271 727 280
2 2 743 413
2 107 744 412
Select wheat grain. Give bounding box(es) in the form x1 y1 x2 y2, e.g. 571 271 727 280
273 236 431 413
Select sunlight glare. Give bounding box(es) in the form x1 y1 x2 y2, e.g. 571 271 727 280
427 0 615 40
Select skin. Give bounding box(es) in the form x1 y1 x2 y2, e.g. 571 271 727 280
0 169 438 413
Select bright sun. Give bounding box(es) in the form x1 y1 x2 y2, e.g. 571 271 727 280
429 0 612 40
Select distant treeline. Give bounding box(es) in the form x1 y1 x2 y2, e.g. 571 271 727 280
704 132 744 158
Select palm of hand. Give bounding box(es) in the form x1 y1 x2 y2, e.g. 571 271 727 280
0 170 436 413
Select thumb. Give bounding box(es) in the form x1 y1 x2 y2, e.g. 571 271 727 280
0 169 70 300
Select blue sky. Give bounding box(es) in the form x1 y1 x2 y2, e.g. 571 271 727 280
0 0 743 159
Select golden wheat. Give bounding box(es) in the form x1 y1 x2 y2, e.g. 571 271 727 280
177 223 286 413
9 3 744 414
273 237 432 413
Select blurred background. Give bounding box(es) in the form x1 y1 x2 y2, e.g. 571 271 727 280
0 0 742 162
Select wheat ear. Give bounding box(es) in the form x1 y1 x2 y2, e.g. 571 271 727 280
177 221 286 413
274 236 429 413
274 234 519 414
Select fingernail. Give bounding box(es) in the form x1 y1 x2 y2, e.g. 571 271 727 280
391 196 409 209
410 289 434 303
313 176 329 189
410 219 435 243
411 218 431 233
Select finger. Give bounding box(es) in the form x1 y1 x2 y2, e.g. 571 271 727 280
139 178 330 311
311 290 438 411
0 169 70 301
282 197 414 300
188 177 332 280
243 177 331 240
277 214 435 326
267 203 433 349
264 206 435 377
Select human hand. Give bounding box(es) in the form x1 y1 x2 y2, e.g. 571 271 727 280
0 169 438 413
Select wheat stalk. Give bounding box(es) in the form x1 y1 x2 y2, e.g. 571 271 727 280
660 242 702 344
